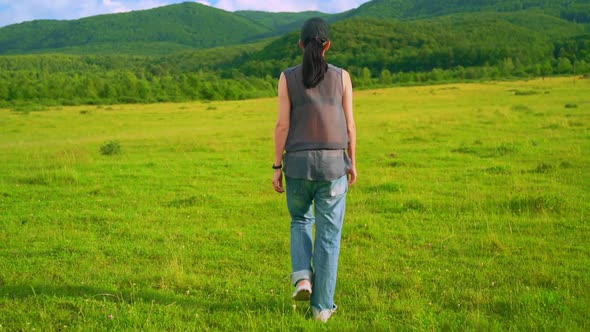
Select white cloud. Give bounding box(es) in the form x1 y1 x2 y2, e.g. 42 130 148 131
0 0 371 27
0 0 90 27
216 0 319 13
214 0 369 13
102 0 130 13
0 0 169 27
322 0 370 13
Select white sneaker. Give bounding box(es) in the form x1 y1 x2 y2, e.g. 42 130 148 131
312 305 337 323
292 280 312 301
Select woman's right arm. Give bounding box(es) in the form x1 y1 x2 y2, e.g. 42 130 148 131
273 72 291 193
342 69 357 185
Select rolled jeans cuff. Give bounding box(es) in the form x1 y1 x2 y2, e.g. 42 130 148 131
291 269 313 286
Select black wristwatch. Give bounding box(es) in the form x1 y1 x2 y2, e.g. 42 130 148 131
272 164 282 170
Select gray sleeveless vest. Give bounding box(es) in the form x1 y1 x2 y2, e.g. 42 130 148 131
283 64 349 152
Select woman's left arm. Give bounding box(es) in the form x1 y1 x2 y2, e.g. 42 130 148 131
342 69 357 185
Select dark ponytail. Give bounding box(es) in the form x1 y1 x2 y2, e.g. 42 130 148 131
302 37 328 89
300 17 330 89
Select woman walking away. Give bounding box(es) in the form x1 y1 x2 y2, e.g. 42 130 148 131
272 17 357 323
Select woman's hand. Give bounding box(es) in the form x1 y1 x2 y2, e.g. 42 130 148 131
273 169 285 193
347 165 357 185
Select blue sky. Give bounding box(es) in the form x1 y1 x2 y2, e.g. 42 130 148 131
0 0 372 28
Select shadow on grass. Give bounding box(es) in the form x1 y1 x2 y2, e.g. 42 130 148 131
1 282 295 315
2 284 197 307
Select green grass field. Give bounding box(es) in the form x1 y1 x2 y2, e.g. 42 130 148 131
0 77 588 331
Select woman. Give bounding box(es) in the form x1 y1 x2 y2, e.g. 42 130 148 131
272 17 357 323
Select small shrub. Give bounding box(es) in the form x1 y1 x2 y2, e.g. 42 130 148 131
511 105 533 113
484 165 511 175
506 195 565 215
564 103 578 108
79 110 91 115
514 90 539 96
493 143 518 156
168 196 199 208
389 161 405 168
544 123 561 130
529 163 553 174
403 199 425 212
401 136 427 142
559 161 573 169
11 102 47 113
452 145 478 155
100 140 121 156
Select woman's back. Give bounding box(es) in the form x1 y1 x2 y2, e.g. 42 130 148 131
283 63 348 152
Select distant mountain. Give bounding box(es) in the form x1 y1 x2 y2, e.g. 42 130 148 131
1 2 589 107
0 0 589 55
239 11 586 75
234 10 331 35
349 0 590 20
0 2 272 54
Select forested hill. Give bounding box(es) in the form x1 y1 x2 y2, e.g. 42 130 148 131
0 2 273 55
0 0 589 108
351 0 590 20
233 11 329 36
240 11 586 75
1 0 589 55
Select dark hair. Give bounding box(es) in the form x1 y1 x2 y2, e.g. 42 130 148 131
300 18 330 89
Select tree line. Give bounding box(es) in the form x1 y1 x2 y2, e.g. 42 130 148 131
0 14 589 109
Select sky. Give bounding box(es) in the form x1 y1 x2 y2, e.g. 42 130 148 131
0 0 372 28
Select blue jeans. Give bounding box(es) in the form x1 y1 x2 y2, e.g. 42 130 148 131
286 175 348 312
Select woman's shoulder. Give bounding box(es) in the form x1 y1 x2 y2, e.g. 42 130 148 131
327 63 341 72
283 65 302 75
327 64 351 91
327 64 349 76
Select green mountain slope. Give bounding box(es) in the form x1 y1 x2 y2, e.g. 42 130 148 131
0 2 271 54
238 11 586 76
234 10 330 34
0 0 588 55
1 0 589 108
349 0 590 20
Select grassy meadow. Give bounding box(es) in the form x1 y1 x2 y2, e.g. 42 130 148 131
0 77 588 331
